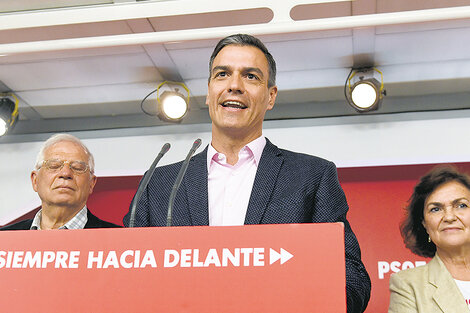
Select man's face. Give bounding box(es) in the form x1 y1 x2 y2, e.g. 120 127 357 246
31 141 96 210
206 45 277 139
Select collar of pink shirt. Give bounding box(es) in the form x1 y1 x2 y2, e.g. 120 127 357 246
207 136 266 169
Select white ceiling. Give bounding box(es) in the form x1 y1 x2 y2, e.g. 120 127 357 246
1 0 470 139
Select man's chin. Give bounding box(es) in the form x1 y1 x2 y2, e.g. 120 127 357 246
45 196 78 207
217 124 249 135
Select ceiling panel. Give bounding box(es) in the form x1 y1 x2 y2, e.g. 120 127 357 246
0 45 145 64
276 68 351 91
0 0 469 139
17 82 153 108
376 19 470 34
0 0 112 13
375 27 470 65
269 36 354 71
377 0 470 13
167 46 214 80
148 8 273 32
291 1 352 20
0 20 137 44
0 53 162 90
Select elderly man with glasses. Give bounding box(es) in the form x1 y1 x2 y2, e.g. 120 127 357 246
1 133 118 230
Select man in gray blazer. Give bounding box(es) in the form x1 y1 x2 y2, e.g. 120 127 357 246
124 34 370 313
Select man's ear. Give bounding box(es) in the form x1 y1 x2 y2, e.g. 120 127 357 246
31 171 38 192
267 86 278 111
88 175 97 194
205 81 211 107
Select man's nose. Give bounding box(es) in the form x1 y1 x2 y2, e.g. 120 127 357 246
58 162 74 178
227 74 244 93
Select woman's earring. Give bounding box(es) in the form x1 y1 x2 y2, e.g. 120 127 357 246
428 236 431 243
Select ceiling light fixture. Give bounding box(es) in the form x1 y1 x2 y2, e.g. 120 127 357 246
345 68 386 112
140 81 190 123
0 93 19 136
156 82 189 122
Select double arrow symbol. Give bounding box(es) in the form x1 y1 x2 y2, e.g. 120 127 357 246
269 248 293 265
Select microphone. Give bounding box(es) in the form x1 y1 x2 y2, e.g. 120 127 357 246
166 138 202 227
128 143 171 228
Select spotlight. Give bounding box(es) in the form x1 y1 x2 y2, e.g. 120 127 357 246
345 68 386 112
140 81 190 123
0 94 19 136
158 91 188 119
157 87 189 122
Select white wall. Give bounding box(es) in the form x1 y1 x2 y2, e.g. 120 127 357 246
1 109 469 225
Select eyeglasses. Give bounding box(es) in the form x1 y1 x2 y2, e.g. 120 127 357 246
40 159 90 174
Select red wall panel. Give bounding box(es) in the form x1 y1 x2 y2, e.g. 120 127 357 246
11 162 470 312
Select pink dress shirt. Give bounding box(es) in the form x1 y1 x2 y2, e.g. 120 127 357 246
207 136 266 226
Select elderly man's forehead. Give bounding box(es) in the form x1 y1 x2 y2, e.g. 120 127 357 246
45 140 88 156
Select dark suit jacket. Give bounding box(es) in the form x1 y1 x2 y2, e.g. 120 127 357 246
1 209 120 230
124 139 371 313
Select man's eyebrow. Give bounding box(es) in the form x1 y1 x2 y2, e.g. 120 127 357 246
243 67 264 78
211 65 230 74
211 66 264 78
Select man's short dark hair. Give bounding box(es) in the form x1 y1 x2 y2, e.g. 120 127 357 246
401 165 470 257
208 34 276 88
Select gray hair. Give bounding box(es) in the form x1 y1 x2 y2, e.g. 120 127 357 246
34 133 95 174
208 34 277 88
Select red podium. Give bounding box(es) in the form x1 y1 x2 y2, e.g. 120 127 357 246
0 223 346 312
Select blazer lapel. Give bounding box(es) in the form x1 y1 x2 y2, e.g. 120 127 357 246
430 255 470 312
244 139 283 225
183 147 209 226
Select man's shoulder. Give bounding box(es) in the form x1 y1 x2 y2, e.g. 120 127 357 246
156 147 207 173
0 219 33 230
265 139 333 167
86 210 122 228
279 147 331 164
